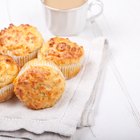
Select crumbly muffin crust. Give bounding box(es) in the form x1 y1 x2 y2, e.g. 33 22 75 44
0 24 43 56
14 59 65 110
39 37 84 65
0 55 19 89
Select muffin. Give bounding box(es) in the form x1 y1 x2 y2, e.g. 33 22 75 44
38 37 84 79
14 59 65 110
0 24 44 67
0 55 19 102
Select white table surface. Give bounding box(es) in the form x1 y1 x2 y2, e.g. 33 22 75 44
0 0 140 139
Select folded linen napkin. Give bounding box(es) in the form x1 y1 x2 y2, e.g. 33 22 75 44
0 37 108 140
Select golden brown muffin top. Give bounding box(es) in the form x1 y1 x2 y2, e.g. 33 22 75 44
14 59 65 109
0 24 43 56
39 37 84 65
0 55 19 88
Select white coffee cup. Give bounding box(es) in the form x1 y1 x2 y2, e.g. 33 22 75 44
41 0 103 36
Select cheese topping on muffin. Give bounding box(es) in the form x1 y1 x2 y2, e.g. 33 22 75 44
40 37 84 65
0 55 19 88
0 24 43 56
14 59 65 109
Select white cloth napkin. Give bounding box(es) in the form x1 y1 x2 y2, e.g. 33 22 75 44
0 37 108 140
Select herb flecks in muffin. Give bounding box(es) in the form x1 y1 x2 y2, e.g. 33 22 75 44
14 59 65 110
39 37 84 79
0 24 43 56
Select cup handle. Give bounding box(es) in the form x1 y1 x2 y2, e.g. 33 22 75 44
87 0 104 23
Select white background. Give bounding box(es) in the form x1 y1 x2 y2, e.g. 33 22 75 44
0 0 140 139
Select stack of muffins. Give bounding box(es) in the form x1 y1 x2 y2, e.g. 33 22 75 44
0 24 84 110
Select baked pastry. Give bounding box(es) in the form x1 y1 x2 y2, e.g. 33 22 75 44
38 37 84 79
14 59 65 110
0 24 44 67
0 55 19 102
